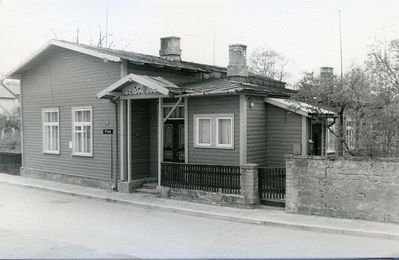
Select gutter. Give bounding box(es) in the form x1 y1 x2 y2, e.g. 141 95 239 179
177 87 244 98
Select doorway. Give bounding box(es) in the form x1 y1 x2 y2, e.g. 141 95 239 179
163 120 185 163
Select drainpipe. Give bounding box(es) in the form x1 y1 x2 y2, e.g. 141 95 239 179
111 97 120 191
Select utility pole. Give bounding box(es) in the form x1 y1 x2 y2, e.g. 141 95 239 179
338 9 344 156
339 9 343 80
105 0 109 47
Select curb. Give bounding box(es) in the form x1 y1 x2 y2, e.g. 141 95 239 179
1 180 399 241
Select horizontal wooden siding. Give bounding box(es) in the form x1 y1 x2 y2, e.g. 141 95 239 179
188 96 240 165
21 47 120 180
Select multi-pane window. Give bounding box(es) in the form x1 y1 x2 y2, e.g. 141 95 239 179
72 107 92 156
194 114 234 149
163 104 184 119
42 108 60 154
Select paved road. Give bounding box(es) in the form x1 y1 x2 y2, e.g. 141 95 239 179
0 183 398 258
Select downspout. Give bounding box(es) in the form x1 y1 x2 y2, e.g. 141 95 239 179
111 97 120 191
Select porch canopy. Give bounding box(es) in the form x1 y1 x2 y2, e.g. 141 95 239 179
264 98 336 118
97 73 181 100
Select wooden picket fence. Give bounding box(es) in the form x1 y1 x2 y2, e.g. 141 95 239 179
161 162 241 194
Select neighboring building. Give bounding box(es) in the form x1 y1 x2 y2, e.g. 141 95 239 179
0 80 20 116
7 37 334 192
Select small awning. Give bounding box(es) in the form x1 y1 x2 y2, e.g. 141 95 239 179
97 73 180 99
264 98 336 118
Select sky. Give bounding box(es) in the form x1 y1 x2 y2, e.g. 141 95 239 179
0 0 399 85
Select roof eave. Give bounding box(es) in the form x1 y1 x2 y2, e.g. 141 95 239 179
6 40 122 79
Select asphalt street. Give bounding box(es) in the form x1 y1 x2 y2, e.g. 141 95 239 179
0 183 398 258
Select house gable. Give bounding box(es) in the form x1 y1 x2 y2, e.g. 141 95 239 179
21 46 121 180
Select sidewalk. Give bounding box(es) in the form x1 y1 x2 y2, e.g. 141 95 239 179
1 173 399 241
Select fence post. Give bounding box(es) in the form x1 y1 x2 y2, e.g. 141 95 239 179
240 163 259 206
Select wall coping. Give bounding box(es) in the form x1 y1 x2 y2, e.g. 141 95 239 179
285 154 399 162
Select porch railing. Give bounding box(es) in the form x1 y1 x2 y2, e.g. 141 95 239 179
161 162 241 194
258 167 286 207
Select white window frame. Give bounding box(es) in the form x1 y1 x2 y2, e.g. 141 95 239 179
345 119 355 150
72 106 93 157
42 108 60 154
326 128 335 153
193 114 234 149
194 116 212 147
216 116 234 149
163 103 184 120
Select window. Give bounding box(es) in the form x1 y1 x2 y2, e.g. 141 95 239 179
326 128 335 153
42 108 60 154
194 114 234 149
163 104 184 120
216 117 233 147
72 106 92 156
345 119 355 150
326 119 336 153
195 117 211 146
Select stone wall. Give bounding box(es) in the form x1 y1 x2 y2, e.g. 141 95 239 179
286 155 399 223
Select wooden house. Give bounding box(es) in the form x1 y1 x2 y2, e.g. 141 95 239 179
7 37 334 203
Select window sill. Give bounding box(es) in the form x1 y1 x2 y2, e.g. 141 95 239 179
72 153 93 158
194 145 234 150
42 151 60 155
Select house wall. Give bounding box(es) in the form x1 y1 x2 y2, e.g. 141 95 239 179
21 47 120 181
265 104 302 167
246 96 267 166
187 95 240 165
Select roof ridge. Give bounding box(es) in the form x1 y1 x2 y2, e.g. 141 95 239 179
54 39 227 72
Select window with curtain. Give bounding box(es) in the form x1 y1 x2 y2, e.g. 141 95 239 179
216 117 233 147
196 117 211 146
194 114 234 149
42 108 60 154
72 107 92 156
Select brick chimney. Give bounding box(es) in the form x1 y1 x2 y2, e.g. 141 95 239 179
227 44 248 80
159 36 182 61
320 67 334 80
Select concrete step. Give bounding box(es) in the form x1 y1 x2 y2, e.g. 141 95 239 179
142 182 157 189
136 187 158 194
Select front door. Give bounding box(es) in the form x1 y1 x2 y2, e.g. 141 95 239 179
163 120 185 162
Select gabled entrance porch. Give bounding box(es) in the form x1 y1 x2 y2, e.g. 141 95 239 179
97 72 188 192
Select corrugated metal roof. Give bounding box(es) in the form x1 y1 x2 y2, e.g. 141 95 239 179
265 98 336 117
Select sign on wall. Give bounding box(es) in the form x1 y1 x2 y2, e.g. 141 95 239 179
103 129 113 135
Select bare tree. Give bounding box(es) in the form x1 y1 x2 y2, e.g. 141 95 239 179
248 47 289 81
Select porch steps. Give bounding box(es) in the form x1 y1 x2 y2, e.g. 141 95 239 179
136 182 158 195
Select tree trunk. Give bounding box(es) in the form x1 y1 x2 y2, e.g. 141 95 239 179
338 108 345 156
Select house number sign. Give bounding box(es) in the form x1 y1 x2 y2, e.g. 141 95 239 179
103 129 113 135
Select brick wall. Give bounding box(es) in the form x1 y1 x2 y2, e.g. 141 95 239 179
286 155 399 224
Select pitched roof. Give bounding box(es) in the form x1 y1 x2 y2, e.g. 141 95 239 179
7 40 227 78
265 98 336 117
97 73 180 99
182 79 294 97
